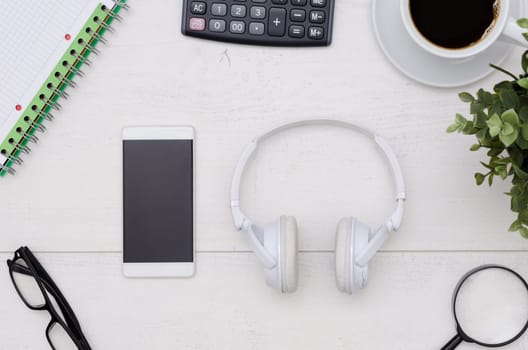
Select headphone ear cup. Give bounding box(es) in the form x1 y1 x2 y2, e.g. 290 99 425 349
335 217 370 294
279 215 299 293
335 218 352 293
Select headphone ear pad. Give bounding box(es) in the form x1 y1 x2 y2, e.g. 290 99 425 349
279 215 299 293
335 218 352 293
335 217 370 294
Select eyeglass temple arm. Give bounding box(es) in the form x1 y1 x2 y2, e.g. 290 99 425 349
10 248 91 348
17 249 87 340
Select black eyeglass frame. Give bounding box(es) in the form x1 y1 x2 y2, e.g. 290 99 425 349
7 246 91 350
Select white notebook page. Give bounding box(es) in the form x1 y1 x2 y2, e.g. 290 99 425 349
0 0 113 153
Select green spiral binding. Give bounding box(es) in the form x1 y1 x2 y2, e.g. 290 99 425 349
0 1 127 176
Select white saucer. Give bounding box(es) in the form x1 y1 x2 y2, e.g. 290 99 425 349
372 0 523 88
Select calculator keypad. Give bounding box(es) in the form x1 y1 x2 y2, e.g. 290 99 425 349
182 0 334 46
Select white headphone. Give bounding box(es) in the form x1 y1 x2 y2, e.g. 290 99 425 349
230 120 406 294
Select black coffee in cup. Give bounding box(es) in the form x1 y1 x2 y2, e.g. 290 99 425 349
409 0 500 49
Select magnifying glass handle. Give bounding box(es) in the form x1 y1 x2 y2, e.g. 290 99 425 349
441 335 463 350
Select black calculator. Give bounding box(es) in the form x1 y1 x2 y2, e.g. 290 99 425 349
181 0 335 47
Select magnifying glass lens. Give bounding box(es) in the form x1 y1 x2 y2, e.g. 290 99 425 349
455 267 528 345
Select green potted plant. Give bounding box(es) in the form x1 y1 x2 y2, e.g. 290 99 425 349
447 19 528 238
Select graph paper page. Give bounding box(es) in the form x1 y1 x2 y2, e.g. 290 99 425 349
0 0 112 144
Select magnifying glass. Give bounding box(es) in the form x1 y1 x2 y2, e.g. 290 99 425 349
441 265 528 349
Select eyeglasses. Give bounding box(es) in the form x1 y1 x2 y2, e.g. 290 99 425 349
7 246 92 350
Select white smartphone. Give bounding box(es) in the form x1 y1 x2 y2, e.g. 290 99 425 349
122 126 195 277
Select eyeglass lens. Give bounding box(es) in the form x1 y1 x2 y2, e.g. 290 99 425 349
10 254 79 349
47 321 79 349
10 257 46 308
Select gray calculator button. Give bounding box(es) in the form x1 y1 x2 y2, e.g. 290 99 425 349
290 9 306 22
310 10 325 23
268 7 286 36
311 0 326 7
230 20 246 33
249 22 265 35
250 6 266 19
191 1 207 14
289 25 304 38
231 4 247 17
252 0 266 2
209 19 226 32
308 26 324 39
211 3 227 16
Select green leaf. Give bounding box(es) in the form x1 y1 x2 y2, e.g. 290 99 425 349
475 173 486 186
490 100 504 117
520 209 528 223
473 111 488 128
476 128 488 142
470 101 484 114
511 148 524 168
502 122 515 136
520 227 528 239
510 184 522 197
516 136 528 150
499 133 518 147
446 124 459 133
501 109 520 127
470 144 481 151
518 18 528 28
512 195 520 212
455 113 467 127
499 123 519 147
522 123 528 140
461 123 478 135
519 106 528 122
488 173 495 186
458 92 475 103
496 165 508 179
518 78 528 89
487 148 504 157
495 81 513 91
477 89 494 106
495 157 511 165
509 220 522 232
513 163 528 180
481 161 494 170
500 89 520 109
522 50 528 73
487 114 503 137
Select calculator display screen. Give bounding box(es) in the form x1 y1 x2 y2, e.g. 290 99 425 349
123 139 193 263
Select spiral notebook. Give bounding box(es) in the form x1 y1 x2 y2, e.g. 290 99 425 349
0 0 127 176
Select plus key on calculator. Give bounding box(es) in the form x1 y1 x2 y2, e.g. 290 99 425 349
181 0 335 47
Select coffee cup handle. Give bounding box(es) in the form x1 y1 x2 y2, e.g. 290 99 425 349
500 17 528 47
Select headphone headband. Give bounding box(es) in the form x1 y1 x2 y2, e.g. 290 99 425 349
256 119 376 142
230 119 406 268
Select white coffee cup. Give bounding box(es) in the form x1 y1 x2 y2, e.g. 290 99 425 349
400 0 527 59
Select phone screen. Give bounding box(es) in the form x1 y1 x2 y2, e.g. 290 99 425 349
123 139 193 263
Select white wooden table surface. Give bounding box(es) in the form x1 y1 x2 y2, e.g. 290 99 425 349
2 0 528 349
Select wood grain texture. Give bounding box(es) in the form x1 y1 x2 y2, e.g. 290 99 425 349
0 252 527 350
